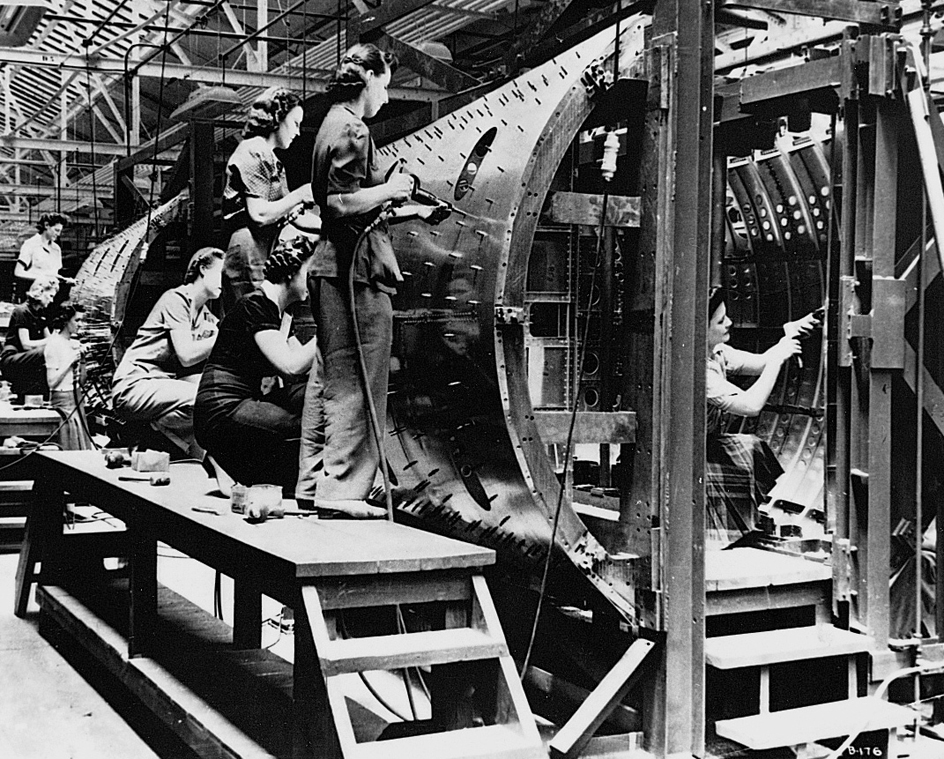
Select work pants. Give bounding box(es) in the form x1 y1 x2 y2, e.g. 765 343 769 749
299 276 391 502
112 374 204 460
197 381 306 493
0 347 48 400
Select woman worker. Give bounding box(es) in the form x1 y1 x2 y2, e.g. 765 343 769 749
112 247 223 466
221 86 314 312
1 275 58 401
195 237 319 493
15 213 71 301
705 286 819 544
296 43 447 516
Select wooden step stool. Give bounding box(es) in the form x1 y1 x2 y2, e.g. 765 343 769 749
298 573 546 759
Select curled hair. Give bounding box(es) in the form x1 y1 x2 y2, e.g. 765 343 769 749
38 213 69 233
49 301 84 332
27 275 59 303
264 236 315 284
326 43 399 104
242 87 302 139
708 285 727 318
184 246 224 284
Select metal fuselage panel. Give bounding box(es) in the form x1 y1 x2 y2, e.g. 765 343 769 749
378 23 647 621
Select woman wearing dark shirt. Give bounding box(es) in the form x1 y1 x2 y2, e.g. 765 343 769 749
195 237 319 492
1 275 58 401
221 87 313 312
296 43 445 516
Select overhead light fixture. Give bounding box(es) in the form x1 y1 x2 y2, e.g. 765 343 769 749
0 0 50 48
170 86 242 123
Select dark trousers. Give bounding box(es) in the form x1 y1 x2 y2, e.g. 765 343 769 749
197 382 306 492
0 348 48 400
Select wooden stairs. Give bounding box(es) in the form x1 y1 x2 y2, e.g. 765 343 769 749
300 573 546 759
705 547 915 756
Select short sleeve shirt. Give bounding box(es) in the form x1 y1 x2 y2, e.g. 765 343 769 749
309 104 398 292
201 290 281 395
44 334 79 392
114 286 218 382
2 302 47 355
706 344 753 434
222 136 289 226
18 233 62 278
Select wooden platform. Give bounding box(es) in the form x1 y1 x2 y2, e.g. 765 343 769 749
705 547 832 620
715 697 915 751
16 451 547 759
705 625 871 669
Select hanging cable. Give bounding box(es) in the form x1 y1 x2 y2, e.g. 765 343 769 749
520 12 623 680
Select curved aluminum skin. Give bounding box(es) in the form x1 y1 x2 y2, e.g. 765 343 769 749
377 21 647 623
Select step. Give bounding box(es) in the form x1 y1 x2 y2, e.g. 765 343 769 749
715 697 915 750
320 627 506 676
348 724 545 759
705 626 871 669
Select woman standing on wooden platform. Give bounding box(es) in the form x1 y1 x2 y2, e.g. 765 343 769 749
220 87 313 313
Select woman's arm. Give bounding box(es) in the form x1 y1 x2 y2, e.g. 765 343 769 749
722 336 800 417
19 327 48 351
327 172 414 217
254 330 318 376
170 325 218 368
245 184 314 227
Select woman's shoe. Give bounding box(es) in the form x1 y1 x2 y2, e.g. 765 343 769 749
205 456 235 498
313 497 385 519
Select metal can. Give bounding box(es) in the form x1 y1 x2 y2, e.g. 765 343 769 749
230 483 248 515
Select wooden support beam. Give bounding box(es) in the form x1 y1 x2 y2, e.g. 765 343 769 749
548 638 656 759
533 411 636 445
116 122 190 171
375 33 478 93
721 0 901 28
189 122 215 252
548 192 640 228
0 135 128 157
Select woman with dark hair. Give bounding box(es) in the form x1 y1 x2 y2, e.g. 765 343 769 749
112 247 223 461
705 286 819 544
15 213 71 300
296 42 447 515
221 86 314 311
195 237 320 493
45 301 92 450
1 275 58 401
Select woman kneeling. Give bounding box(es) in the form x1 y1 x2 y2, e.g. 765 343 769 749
195 237 319 493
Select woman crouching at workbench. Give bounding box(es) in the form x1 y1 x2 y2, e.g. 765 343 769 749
194 236 319 496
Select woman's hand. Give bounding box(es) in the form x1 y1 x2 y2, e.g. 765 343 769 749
384 173 414 205
768 336 801 364
417 204 452 225
783 311 821 338
293 184 314 206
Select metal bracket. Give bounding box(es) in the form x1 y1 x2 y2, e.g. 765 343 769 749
838 275 859 367
580 60 611 98
832 537 855 612
494 305 526 325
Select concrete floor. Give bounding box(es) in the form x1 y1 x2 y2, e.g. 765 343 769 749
0 550 168 759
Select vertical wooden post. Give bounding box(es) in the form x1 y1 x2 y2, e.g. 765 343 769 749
642 0 714 752
128 513 157 658
189 121 216 253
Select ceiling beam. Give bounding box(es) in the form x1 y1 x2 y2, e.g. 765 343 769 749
0 46 445 102
0 182 114 199
375 33 479 92
0 136 134 156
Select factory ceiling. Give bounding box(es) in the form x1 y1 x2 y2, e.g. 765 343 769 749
1 0 943 222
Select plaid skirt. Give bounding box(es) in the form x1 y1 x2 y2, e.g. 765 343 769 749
706 433 782 544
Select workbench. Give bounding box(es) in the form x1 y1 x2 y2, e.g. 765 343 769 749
13 451 542 759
